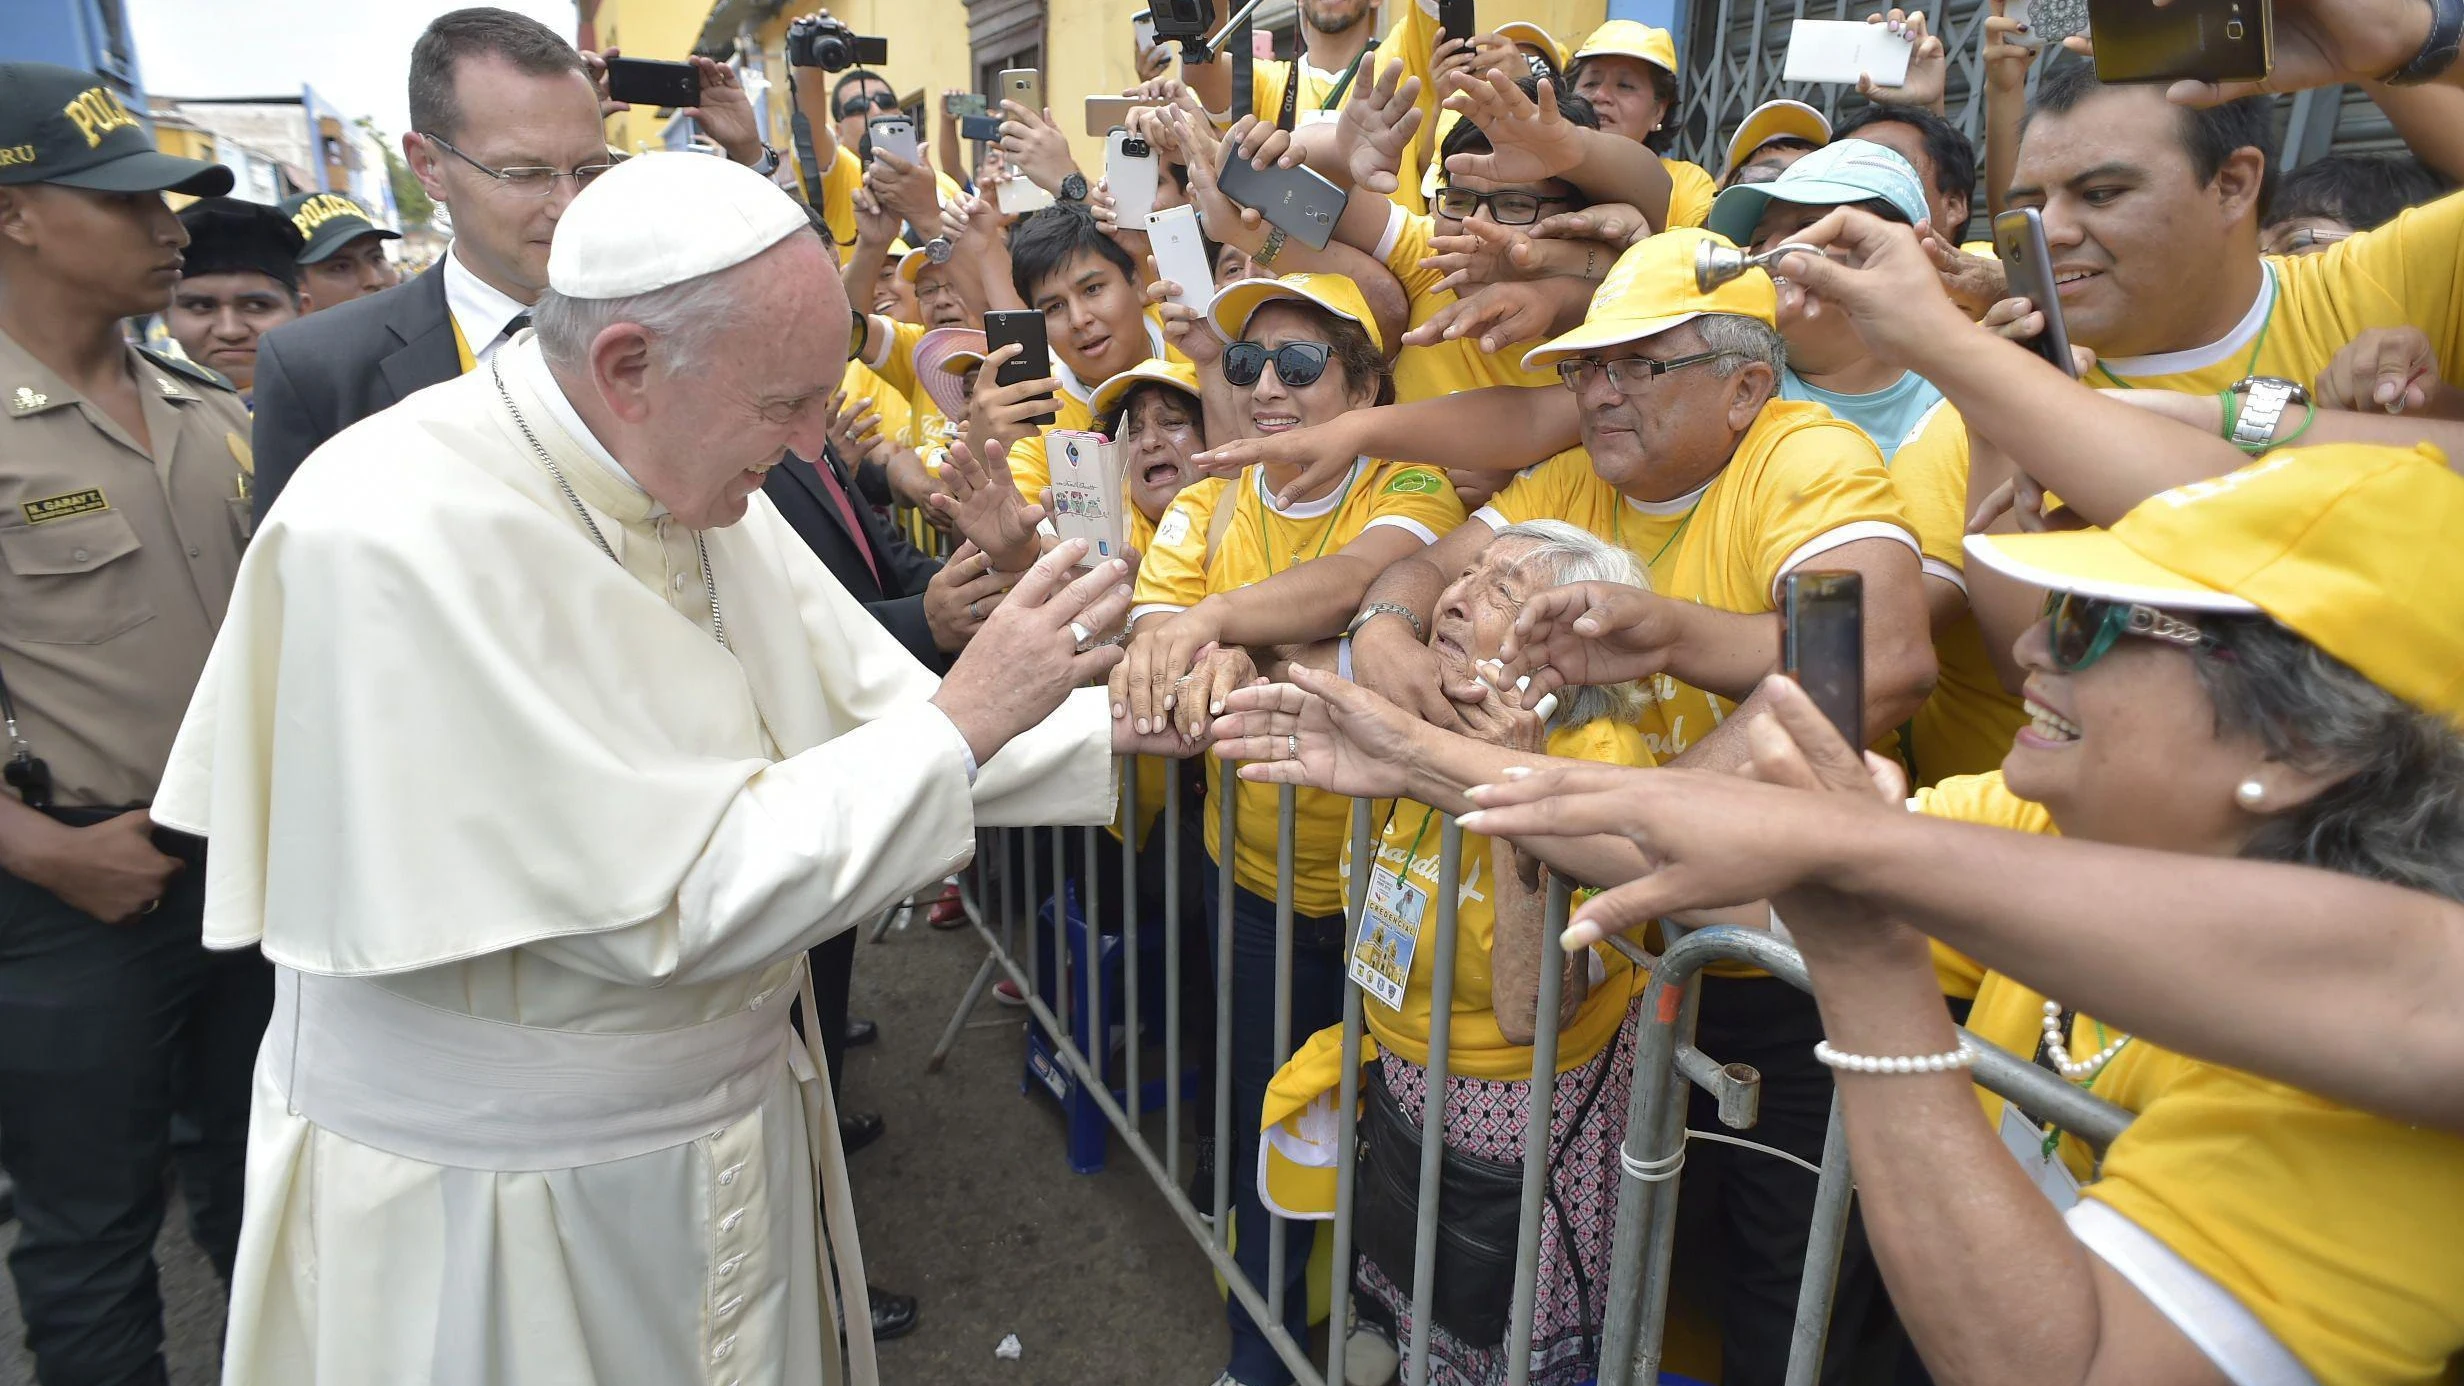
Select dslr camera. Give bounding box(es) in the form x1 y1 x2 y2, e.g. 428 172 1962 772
787 14 890 71
1148 0 1218 49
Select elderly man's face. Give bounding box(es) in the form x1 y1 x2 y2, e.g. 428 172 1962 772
1572 323 1761 501
631 233 847 528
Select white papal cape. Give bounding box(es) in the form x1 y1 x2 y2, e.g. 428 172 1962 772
152 337 1115 1386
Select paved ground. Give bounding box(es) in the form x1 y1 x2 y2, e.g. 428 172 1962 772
1 905 1241 1385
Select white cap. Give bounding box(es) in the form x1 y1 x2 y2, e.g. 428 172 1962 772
547 152 810 300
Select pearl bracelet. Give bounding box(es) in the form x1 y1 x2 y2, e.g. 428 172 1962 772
1812 1037 1977 1075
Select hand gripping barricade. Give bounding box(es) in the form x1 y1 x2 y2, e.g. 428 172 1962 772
917 761 2136 1386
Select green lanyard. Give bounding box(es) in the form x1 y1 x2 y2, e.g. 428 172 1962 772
1250 465 1358 576
1387 804 1441 882
1612 496 1702 576
2095 270 2276 390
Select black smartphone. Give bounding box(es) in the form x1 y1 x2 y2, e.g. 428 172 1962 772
2088 0 2271 85
959 113 1005 142
1781 571 1865 749
1438 0 1477 43
1215 151 1345 251
1992 208 2080 379
983 310 1058 425
605 57 701 109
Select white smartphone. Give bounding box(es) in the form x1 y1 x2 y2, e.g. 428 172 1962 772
1046 430 1129 561
1781 19 1915 86
1107 127 1160 230
1147 203 1214 314
996 175 1057 215
1133 9 1158 54
867 114 919 165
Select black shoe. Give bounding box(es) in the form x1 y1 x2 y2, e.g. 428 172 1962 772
839 1110 886 1154
870 1285 919 1340
844 1016 879 1048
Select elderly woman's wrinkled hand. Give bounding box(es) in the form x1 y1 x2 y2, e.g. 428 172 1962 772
1209 664 1425 800
1497 580 1684 703
1453 662 1549 755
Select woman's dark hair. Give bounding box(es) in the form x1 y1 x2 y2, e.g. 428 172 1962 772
1008 203 1139 305
2266 153 2452 234
1243 299 1394 407
1100 381 1206 446
2195 615 2464 903
1566 54 1679 153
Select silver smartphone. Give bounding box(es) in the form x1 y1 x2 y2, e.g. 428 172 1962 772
1000 69 1043 116
867 114 918 164
1107 128 1159 229
1147 204 1215 311
1992 207 2080 378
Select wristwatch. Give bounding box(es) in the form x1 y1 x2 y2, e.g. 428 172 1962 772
1346 601 1426 643
1256 224 1289 268
1059 171 1090 203
2384 0 2464 84
2227 376 2307 451
923 235 955 264
748 144 782 177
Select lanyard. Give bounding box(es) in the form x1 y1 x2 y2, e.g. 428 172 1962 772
2095 270 2275 390
1386 803 1442 879
1250 464 1357 575
1612 495 1702 575
1280 38 1380 130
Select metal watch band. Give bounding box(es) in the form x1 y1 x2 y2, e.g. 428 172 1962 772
2231 377 2300 448
2385 0 2464 84
1347 601 1425 643
1256 224 1288 267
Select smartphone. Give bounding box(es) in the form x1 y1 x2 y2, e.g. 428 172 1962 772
605 57 701 109
1000 69 1044 117
1214 151 1345 251
1107 128 1160 229
1437 0 1476 42
2088 0 2271 85
960 112 1005 142
943 91 988 119
1781 571 1865 748
1992 208 2080 378
1047 430 1131 560
2002 0 2045 49
867 114 919 164
1133 10 1160 53
996 175 1056 215
1780 19 1915 86
1148 203 1215 312
1085 95 1157 138
983 310 1058 425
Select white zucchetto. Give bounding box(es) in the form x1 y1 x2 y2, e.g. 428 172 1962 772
547 152 810 300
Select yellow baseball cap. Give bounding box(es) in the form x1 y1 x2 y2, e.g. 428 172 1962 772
1966 444 2464 724
1573 20 1679 78
1522 226 1775 370
1089 358 1203 422
897 245 928 283
1725 98 1832 174
1208 271 1383 353
1496 21 1568 72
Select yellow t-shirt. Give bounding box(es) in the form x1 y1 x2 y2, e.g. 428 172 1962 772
839 359 914 451
1343 718 1653 1080
1915 772 2464 1386
1241 0 1442 214
807 146 964 267
1478 400 1916 761
1379 207 1561 404
865 318 951 454
1893 400 2027 786
1132 459 1468 914
1662 157 1716 230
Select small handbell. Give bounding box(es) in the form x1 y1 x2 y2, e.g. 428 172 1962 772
1693 238 1831 293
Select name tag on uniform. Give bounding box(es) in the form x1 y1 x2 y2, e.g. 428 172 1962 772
1349 864 1426 1010
22 488 108 525
1998 1101 2082 1211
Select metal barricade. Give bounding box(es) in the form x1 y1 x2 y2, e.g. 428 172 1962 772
921 767 2134 1386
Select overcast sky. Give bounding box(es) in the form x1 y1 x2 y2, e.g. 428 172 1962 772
129 0 581 141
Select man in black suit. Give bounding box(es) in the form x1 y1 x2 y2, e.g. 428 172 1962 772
252 7 778 523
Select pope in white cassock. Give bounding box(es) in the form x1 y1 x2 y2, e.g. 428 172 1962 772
152 152 1171 1386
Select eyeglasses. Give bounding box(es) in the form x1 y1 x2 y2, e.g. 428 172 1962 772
2262 225 2351 255
1555 350 1734 394
1223 340 1333 389
2042 592 2224 672
838 92 901 119
420 133 612 198
1432 186 1575 226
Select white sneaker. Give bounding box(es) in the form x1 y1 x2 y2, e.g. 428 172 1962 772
1344 1323 1400 1386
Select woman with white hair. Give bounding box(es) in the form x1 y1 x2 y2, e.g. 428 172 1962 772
1264 520 1658 1386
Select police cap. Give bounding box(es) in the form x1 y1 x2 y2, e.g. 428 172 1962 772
0 62 233 196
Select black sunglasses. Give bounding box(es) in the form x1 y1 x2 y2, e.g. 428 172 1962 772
838 92 901 119
1222 340 1333 389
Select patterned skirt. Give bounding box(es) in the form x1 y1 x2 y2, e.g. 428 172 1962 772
1356 1005 1643 1386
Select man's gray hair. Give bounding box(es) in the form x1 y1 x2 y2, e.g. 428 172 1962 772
531 265 754 376
1694 312 1788 378
2197 616 2464 904
1494 519 1651 733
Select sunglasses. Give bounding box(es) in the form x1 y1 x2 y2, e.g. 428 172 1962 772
2043 592 2223 672
1222 340 1333 388
838 92 901 119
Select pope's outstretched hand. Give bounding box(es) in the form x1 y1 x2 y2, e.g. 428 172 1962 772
931 539 1130 765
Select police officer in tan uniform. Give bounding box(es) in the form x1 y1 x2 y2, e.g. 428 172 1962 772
0 62 273 1386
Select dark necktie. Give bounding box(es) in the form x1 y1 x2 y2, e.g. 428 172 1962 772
501 312 532 343
811 454 882 589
